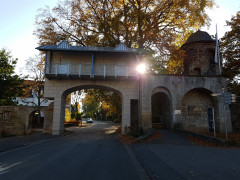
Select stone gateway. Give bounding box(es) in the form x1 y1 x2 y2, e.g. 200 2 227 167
36 30 232 135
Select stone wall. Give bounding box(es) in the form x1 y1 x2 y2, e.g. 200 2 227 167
0 105 53 137
181 89 214 132
230 103 240 132
44 78 139 135
42 73 232 135
141 74 232 133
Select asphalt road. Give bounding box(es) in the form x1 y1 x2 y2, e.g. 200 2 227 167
1 121 240 180
0 121 143 180
132 130 240 180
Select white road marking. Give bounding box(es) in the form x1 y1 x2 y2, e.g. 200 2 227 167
0 162 21 175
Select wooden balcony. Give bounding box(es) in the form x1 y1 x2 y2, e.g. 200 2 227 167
45 63 139 80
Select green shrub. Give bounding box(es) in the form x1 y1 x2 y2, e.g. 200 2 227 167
75 112 81 121
124 125 144 138
71 112 75 119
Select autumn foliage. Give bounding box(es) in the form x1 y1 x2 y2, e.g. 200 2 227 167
35 0 215 73
221 11 240 95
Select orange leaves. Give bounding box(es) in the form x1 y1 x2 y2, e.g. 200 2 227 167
119 134 137 145
143 132 162 142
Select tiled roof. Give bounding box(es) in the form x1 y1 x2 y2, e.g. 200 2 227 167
36 40 145 54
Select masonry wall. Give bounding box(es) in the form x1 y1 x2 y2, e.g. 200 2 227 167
182 42 219 75
0 106 53 137
141 75 232 133
43 73 232 135
230 103 240 132
44 78 139 135
181 89 214 132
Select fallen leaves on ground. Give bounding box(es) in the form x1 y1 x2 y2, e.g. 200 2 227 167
189 136 222 148
143 132 162 142
119 134 137 145
189 136 240 149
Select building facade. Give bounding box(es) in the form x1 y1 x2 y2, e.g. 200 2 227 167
37 31 232 135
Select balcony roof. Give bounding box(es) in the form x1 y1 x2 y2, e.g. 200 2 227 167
36 41 146 54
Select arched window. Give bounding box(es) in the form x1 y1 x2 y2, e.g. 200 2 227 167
209 50 215 64
193 67 201 75
190 49 194 56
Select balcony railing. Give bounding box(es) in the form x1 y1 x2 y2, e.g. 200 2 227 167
45 63 138 80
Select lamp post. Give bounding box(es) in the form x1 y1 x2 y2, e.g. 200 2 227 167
136 63 146 130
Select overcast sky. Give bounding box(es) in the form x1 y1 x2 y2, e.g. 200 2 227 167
0 0 239 75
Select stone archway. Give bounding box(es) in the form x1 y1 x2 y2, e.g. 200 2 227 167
151 87 172 129
181 88 219 132
28 110 44 129
54 84 124 134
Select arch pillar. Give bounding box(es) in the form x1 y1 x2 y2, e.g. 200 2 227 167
42 103 54 134
122 95 130 129
52 96 65 135
172 94 182 129
141 82 152 129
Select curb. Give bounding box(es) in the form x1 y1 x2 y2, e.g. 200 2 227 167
136 129 155 142
174 129 226 144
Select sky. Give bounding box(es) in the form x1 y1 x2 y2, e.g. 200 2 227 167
0 0 240 75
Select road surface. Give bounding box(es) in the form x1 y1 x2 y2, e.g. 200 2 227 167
0 121 143 180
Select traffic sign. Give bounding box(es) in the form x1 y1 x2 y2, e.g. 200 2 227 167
223 92 231 104
231 94 237 103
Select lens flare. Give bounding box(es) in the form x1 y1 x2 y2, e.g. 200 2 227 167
136 63 146 74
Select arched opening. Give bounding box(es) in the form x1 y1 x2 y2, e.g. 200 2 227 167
28 110 44 129
181 88 219 133
209 49 216 74
151 92 172 129
61 85 123 130
193 67 201 75
209 49 215 65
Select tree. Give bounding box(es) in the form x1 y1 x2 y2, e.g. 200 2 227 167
0 49 25 105
71 90 84 112
82 89 122 121
34 0 215 73
65 108 71 122
21 55 45 122
82 92 100 118
221 11 240 95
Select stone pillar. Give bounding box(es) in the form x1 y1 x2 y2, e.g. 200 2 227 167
171 94 182 129
140 76 152 129
52 96 64 135
122 95 130 131
42 103 54 134
140 92 152 129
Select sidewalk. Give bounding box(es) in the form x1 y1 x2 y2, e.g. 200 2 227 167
0 131 55 153
131 129 240 180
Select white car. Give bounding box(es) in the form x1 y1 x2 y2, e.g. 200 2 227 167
86 118 93 123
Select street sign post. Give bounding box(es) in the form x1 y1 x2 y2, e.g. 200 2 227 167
223 92 231 105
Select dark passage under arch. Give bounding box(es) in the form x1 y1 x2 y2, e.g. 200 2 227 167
151 92 171 129
29 110 44 129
